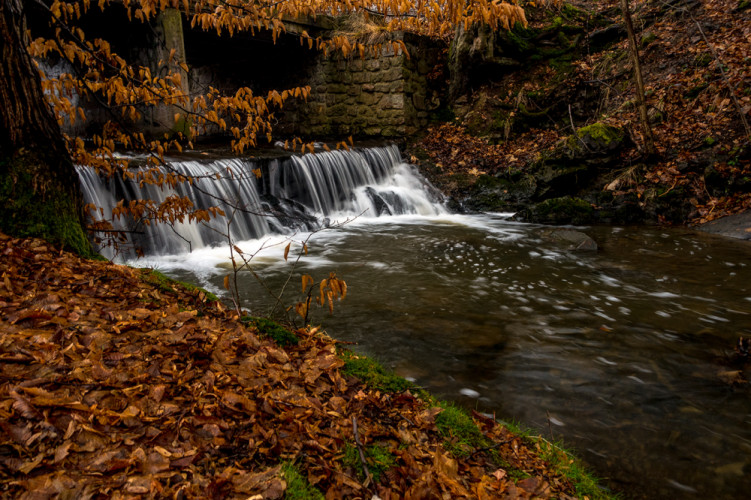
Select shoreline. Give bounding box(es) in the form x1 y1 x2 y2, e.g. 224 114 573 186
0 231 611 499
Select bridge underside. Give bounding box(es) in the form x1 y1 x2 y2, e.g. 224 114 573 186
32 6 440 142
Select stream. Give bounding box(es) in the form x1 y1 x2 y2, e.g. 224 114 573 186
83 145 751 498
143 214 751 499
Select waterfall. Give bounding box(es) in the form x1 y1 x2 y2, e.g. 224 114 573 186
78 145 446 257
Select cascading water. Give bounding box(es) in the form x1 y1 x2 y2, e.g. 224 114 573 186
75 144 751 500
77 145 446 257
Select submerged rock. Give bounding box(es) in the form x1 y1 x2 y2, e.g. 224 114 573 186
540 228 598 251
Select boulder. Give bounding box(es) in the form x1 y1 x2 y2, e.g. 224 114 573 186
540 228 598 251
561 123 628 163
515 196 597 225
523 123 629 201
697 211 751 241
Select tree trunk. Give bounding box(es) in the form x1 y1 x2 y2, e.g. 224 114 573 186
0 0 91 255
621 0 656 156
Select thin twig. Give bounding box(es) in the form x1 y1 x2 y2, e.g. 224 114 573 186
568 104 592 151
351 416 372 485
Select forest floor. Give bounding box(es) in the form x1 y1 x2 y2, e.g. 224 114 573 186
0 232 610 499
411 0 751 225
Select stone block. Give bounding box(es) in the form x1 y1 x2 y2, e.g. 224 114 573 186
411 93 426 110
373 82 392 93
362 83 375 92
381 67 404 82
365 59 381 71
359 93 380 106
352 116 369 127
379 94 404 110
329 104 348 116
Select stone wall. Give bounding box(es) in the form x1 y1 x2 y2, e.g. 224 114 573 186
277 33 441 139
34 6 440 141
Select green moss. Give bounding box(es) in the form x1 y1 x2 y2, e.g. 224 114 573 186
338 348 611 497
343 443 396 483
434 404 530 480
241 316 299 346
497 419 613 499
339 350 417 394
0 152 92 258
574 123 624 146
506 23 535 53
549 55 574 74
171 114 193 140
641 32 657 46
703 136 717 147
738 0 750 10
685 82 709 99
434 404 486 456
560 3 590 20
145 269 220 301
694 53 713 68
281 463 325 500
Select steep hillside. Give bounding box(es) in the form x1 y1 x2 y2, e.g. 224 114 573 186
409 0 751 226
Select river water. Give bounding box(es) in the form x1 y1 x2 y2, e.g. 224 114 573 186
144 214 751 499
83 145 751 498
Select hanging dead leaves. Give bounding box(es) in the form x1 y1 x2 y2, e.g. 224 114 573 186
0 232 582 499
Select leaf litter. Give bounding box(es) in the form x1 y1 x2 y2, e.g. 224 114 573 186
0 232 584 499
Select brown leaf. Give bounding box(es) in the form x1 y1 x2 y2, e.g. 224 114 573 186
10 391 42 420
54 442 72 463
230 465 286 498
433 452 458 477
18 453 45 474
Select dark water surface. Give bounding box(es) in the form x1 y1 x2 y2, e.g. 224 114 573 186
152 215 751 499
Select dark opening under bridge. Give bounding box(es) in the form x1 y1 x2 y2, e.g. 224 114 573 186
32 6 441 141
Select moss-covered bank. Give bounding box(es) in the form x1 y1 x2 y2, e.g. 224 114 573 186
0 149 91 257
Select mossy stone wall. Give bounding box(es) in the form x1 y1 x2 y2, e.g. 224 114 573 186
276 33 438 138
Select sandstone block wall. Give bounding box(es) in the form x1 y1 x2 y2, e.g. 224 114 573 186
277 34 440 139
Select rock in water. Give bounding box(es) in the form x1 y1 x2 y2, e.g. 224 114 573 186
541 228 598 251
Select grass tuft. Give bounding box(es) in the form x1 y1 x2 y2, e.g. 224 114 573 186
241 316 299 346
281 463 325 500
498 419 616 499
145 269 220 301
343 443 397 483
339 350 416 393
434 403 485 457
